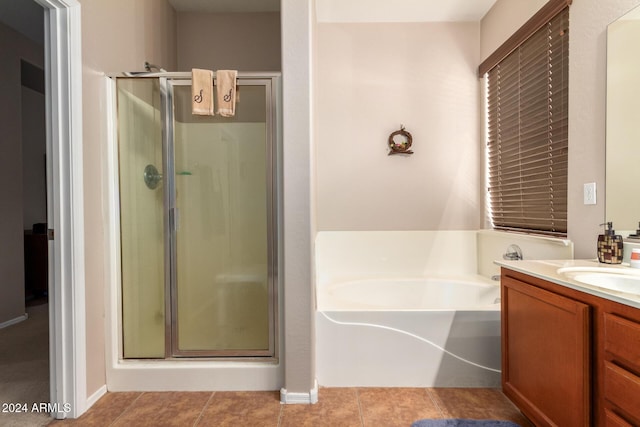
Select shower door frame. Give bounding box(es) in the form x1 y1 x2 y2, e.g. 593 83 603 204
160 75 279 359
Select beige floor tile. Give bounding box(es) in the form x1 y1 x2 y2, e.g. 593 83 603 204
111 392 211 427
280 387 362 427
196 391 281 426
358 387 442 427
49 392 142 426
47 387 534 426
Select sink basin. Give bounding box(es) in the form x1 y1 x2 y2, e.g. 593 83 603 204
557 266 640 294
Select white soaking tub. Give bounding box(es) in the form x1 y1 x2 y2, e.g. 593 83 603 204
316 275 501 387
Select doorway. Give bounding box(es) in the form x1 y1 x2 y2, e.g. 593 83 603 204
0 0 85 419
0 2 50 426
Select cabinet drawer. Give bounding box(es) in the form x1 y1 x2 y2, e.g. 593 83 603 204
604 313 640 370
604 362 640 423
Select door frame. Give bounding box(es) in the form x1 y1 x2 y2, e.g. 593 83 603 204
35 0 86 419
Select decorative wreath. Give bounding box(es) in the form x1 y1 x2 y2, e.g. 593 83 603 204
388 125 413 155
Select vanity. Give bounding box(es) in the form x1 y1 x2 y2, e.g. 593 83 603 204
498 260 640 427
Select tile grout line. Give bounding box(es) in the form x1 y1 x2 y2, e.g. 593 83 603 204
355 388 365 426
424 388 445 419
108 392 146 427
192 391 216 427
276 400 283 427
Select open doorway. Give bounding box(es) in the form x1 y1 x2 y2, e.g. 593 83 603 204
0 0 86 421
0 1 50 425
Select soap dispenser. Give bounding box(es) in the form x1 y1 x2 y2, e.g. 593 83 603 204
597 222 623 264
628 222 640 239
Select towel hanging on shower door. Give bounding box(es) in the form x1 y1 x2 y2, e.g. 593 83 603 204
191 68 214 116
216 70 238 117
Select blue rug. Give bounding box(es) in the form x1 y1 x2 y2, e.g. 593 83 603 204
411 420 521 427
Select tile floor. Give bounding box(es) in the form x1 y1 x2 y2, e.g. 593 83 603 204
48 387 533 427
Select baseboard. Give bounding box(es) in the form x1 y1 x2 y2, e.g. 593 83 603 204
86 384 107 410
0 313 28 329
280 380 318 404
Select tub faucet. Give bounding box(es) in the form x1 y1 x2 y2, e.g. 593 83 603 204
503 244 523 261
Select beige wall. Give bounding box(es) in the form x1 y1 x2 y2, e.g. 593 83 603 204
177 12 281 71
481 0 640 258
480 0 547 61
281 0 315 396
78 0 177 398
314 22 481 231
0 22 43 325
568 0 640 258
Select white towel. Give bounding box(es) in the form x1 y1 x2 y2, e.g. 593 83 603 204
216 70 238 117
191 68 214 116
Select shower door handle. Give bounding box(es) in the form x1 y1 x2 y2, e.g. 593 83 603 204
170 207 180 232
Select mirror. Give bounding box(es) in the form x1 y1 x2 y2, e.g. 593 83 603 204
606 4 640 237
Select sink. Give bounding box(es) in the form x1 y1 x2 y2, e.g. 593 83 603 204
557 266 640 294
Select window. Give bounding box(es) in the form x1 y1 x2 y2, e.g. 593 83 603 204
480 1 570 236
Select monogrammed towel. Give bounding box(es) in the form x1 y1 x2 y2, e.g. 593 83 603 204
216 70 238 117
191 68 214 116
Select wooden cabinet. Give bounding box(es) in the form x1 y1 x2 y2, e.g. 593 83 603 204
602 313 640 425
502 274 590 426
501 268 640 427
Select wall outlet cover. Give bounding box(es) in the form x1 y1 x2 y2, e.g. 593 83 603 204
584 182 596 205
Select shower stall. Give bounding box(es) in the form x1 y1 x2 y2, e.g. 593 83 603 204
114 73 280 359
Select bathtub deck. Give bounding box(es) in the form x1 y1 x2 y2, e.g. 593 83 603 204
49 387 534 426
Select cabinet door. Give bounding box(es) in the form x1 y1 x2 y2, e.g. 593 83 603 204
502 275 591 427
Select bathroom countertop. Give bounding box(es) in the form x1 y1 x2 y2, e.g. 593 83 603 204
495 259 640 310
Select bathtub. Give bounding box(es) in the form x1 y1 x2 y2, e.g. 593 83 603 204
316 275 502 387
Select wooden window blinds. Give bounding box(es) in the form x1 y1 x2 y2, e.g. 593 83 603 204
483 4 569 236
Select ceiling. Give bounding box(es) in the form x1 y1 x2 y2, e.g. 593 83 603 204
168 0 280 13
0 0 497 47
168 0 498 22
315 0 498 23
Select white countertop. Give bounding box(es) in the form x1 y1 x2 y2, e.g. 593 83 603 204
495 259 640 309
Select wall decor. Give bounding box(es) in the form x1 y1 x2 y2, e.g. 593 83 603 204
388 125 414 155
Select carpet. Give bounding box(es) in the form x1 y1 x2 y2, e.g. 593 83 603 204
412 420 522 427
0 303 51 426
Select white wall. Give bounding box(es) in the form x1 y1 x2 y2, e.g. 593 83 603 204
315 22 481 231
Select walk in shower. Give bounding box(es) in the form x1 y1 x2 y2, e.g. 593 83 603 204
115 73 279 359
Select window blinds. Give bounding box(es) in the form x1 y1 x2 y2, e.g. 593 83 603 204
486 7 569 236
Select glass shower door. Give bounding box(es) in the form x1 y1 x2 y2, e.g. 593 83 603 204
168 80 275 357
118 78 166 358
117 75 277 359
